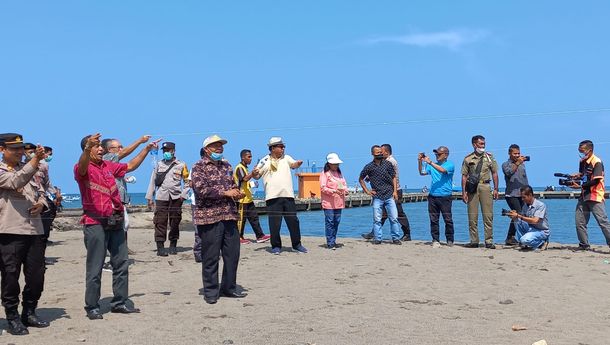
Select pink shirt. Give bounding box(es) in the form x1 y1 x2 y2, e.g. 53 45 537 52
74 160 127 225
319 170 347 209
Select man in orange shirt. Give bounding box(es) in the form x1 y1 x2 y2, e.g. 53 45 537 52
570 140 610 250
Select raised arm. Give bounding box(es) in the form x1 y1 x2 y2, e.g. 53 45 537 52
78 134 100 176
126 141 156 172
119 135 151 160
0 145 44 190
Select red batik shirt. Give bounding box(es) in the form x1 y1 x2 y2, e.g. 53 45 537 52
74 160 127 225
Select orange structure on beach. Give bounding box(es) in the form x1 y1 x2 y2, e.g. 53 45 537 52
296 172 321 199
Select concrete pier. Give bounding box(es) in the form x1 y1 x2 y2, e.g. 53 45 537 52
56 190 608 217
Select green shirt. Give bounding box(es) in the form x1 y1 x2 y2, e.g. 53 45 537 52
461 152 498 183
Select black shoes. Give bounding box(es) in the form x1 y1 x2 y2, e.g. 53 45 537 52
86 309 103 320
485 243 496 249
156 241 168 257
110 305 141 314
372 240 382 245
505 237 519 246
168 240 178 255
401 234 412 242
7 318 29 335
21 309 49 328
464 243 479 248
576 244 591 251
220 291 248 298
361 232 374 240
391 239 402 245
204 291 247 303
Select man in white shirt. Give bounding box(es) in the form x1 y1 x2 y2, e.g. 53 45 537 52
253 137 307 255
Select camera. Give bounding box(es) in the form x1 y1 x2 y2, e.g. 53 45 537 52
523 156 530 161
554 173 582 186
501 208 512 217
420 152 426 158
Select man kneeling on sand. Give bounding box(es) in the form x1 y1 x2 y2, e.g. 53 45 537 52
506 185 550 251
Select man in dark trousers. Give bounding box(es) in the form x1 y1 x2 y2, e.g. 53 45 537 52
0 133 49 335
234 149 270 244
146 142 190 256
191 134 245 304
75 133 154 320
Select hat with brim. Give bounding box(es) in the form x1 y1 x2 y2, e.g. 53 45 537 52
267 137 284 147
0 133 26 148
326 152 343 164
202 134 228 148
161 142 176 150
24 143 36 150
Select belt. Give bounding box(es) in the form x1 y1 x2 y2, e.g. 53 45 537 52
480 180 491 184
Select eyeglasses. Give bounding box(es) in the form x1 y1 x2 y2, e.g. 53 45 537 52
108 146 123 150
274 145 285 149
434 152 447 155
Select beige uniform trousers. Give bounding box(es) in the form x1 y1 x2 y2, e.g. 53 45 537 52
467 183 494 244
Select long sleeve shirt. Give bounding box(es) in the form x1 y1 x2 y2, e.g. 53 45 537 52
145 158 190 201
0 162 45 235
191 157 238 225
319 170 347 209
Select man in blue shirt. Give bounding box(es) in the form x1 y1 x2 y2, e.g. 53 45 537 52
507 185 550 251
359 145 402 244
418 146 455 247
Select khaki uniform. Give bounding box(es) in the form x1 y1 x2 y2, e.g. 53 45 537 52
461 152 498 244
0 160 47 317
146 159 190 244
0 162 45 235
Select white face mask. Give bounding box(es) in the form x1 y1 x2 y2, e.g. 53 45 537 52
476 148 485 154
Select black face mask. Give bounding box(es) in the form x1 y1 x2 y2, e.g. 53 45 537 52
374 155 384 160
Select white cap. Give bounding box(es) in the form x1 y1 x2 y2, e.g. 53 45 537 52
202 134 227 148
267 137 284 147
326 153 343 164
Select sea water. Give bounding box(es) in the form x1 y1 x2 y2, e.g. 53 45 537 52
60 193 609 245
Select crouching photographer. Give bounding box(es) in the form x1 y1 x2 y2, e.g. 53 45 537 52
504 185 550 251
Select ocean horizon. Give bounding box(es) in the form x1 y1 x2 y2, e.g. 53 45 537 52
59 191 610 246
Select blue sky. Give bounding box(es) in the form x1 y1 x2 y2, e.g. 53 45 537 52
2 1 610 193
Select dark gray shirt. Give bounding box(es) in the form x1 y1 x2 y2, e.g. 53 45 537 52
502 160 529 197
359 160 395 200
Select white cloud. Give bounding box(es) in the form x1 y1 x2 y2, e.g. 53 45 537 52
363 29 490 50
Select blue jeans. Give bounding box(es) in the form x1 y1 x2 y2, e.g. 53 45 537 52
515 219 549 249
323 209 342 247
373 198 401 241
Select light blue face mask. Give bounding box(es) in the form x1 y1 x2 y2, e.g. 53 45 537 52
45 155 53 163
163 152 173 160
579 151 589 159
28 152 36 160
210 152 223 161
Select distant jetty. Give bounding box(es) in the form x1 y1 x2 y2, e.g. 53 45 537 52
56 190 609 218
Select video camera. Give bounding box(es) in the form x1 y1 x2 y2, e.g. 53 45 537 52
554 173 583 186
501 208 513 217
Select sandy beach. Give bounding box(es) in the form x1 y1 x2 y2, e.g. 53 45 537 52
2 209 609 345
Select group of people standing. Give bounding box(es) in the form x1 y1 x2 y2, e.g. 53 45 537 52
1 130 609 336
321 135 609 256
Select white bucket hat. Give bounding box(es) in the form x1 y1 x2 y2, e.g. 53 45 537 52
326 153 343 164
